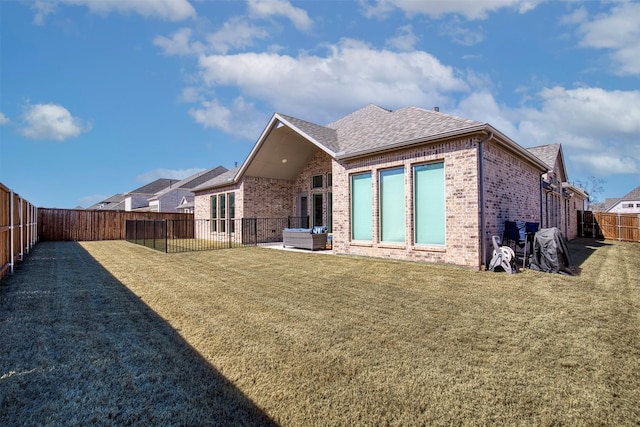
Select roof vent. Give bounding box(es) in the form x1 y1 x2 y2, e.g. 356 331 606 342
433 107 440 112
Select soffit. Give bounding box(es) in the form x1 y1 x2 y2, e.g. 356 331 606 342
243 125 320 181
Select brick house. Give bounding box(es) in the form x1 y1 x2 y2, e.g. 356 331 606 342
193 104 586 269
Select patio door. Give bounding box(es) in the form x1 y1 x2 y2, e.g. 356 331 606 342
313 193 323 227
298 193 309 228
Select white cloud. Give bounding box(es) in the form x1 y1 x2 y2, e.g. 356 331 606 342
196 38 468 124
154 28 204 56
205 17 269 54
19 103 91 141
248 0 313 31
517 86 640 175
189 97 267 140
362 0 543 20
32 0 196 24
575 2 640 75
438 18 484 46
572 153 637 175
385 25 418 51
31 1 57 25
0 113 10 126
454 86 640 177
135 168 206 184
454 91 518 137
155 19 269 56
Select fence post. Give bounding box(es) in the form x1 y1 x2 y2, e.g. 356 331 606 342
9 191 14 274
618 213 622 241
164 220 168 253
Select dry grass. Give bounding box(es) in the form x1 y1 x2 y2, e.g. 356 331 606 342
2 238 640 425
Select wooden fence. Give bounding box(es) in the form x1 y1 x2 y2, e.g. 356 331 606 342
38 208 193 242
1 183 38 280
578 210 640 243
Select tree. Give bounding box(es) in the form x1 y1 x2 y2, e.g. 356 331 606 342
574 176 606 203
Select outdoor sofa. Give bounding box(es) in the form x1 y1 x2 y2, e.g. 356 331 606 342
283 226 328 251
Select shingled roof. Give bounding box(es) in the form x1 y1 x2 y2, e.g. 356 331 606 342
621 185 640 201
278 114 339 153
86 193 126 210
327 105 482 157
150 166 228 200
128 179 179 195
192 167 241 192
195 104 547 191
526 144 560 170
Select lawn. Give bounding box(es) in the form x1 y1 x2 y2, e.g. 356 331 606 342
74 238 640 425
2 239 638 425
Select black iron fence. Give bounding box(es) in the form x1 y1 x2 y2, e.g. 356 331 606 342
126 217 309 253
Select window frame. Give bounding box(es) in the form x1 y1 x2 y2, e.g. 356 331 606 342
351 172 373 242
413 161 446 246
312 174 323 189
379 167 406 243
211 195 218 232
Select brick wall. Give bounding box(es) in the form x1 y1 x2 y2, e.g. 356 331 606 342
331 137 482 268
293 151 333 225
482 142 542 264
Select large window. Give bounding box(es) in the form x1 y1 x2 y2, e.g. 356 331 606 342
228 192 235 233
313 193 323 226
211 196 217 232
380 168 405 243
351 172 372 241
219 194 226 233
327 192 333 233
414 162 445 245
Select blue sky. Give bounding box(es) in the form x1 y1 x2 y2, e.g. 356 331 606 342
1 0 638 208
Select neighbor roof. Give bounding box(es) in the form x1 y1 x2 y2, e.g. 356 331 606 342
128 178 179 195
86 193 126 210
149 166 228 200
620 185 640 201
192 167 241 192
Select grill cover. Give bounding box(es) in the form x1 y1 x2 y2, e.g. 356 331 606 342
529 227 576 275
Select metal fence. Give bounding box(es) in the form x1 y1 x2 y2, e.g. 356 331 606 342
126 217 309 253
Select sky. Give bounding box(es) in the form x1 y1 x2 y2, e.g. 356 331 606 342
1 0 639 209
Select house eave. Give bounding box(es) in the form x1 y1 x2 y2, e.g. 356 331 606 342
335 124 549 172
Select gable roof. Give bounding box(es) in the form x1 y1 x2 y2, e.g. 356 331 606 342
327 105 483 157
196 104 548 191
128 178 179 195
278 114 339 153
192 167 241 192
621 185 640 201
526 144 568 181
86 193 126 210
149 166 228 200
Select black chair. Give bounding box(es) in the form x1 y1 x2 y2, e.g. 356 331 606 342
503 220 538 268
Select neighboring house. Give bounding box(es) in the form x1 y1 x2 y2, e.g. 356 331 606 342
86 194 126 211
124 179 180 212
593 186 640 214
177 196 195 213
147 166 227 213
526 144 588 240
193 104 586 270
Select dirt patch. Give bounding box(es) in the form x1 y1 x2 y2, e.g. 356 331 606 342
0 242 275 426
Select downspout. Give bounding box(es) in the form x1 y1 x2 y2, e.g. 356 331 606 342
478 131 493 270
539 173 545 228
